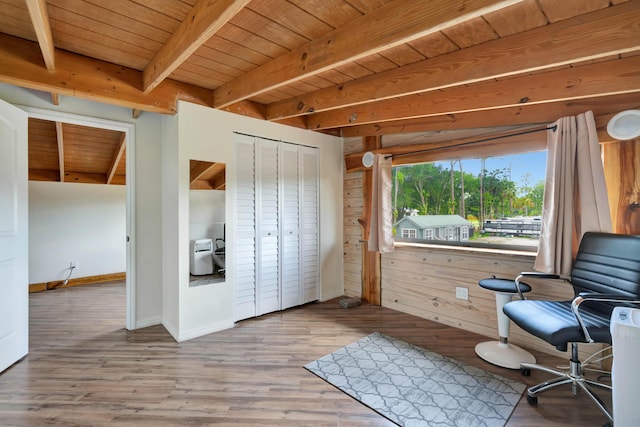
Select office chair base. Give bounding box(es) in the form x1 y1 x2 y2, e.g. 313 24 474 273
475 340 536 369
520 358 613 423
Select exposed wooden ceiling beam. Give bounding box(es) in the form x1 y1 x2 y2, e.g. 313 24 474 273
25 0 55 72
132 109 142 119
190 161 217 185
29 168 59 183
267 2 640 120
222 99 267 120
213 0 524 108
207 163 226 190
55 121 64 182
308 56 640 130
345 116 623 174
209 173 226 190
142 0 250 94
29 168 125 185
341 93 640 137
51 93 59 105
106 133 126 185
345 126 548 173
0 33 212 115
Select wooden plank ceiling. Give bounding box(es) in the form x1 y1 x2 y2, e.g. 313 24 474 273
0 0 639 184
28 118 127 185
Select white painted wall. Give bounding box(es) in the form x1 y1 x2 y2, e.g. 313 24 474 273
0 83 164 329
161 114 180 337
0 83 345 342
163 101 344 341
28 181 126 284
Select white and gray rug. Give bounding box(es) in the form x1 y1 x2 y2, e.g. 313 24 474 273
305 332 525 427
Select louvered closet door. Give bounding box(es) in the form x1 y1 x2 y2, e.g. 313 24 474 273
256 138 280 316
234 134 257 321
234 136 318 320
279 143 301 310
300 146 319 303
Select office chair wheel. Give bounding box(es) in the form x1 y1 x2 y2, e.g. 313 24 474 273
526 394 538 405
520 367 531 376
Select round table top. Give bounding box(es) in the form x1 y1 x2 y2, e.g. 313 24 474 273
478 277 531 293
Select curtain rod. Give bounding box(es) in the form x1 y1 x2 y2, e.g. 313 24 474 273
384 124 557 160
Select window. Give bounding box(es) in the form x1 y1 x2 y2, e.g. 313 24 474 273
424 228 434 240
391 151 546 251
402 228 417 239
460 226 469 241
445 227 454 240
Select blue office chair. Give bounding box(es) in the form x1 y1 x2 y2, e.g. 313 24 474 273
503 232 640 425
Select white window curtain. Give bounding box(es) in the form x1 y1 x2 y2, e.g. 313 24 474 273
534 111 612 276
368 153 394 253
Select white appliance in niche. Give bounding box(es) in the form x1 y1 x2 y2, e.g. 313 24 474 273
610 306 640 426
190 238 214 275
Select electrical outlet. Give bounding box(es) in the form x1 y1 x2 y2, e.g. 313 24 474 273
70 261 79 270
455 287 468 300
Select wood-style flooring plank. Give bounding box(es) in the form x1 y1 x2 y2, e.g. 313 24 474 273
0 282 611 426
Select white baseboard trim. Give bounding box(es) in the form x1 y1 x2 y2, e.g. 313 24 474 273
162 319 179 342
135 315 162 329
177 320 235 342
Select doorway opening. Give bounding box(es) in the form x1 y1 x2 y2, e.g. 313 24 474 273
23 106 136 330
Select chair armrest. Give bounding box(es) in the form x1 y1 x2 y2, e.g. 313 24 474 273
514 272 563 300
571 293 640 343
518 272 561 279
577 293 640 303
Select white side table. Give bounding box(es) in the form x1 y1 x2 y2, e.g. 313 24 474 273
475 277 536 369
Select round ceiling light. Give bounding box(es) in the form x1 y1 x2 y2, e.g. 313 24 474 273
607 109 640 140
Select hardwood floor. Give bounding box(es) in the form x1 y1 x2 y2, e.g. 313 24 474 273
0 282 612 426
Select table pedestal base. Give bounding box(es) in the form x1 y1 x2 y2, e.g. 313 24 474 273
475 340 536 369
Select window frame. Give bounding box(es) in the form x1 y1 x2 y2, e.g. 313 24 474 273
460 226 469 241
444 227 454 240
401 228 417 239
424 228 434 240
390 146 547 254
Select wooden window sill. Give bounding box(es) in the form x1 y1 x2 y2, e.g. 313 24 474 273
393 241 537 258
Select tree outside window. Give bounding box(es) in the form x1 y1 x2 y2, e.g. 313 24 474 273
392 151 546 250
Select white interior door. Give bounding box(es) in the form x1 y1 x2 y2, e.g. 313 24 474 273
300 146 319 303
279 143 301 310
256 138 279 315
234 133 257 321
0 99 28 373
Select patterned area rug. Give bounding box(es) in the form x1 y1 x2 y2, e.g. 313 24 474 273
305 332 525 427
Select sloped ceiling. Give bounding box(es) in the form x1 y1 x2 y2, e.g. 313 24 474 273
0 0 638 183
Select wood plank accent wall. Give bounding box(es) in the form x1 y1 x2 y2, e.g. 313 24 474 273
604 138 640 235
343 137 364 298
381 244 603 360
